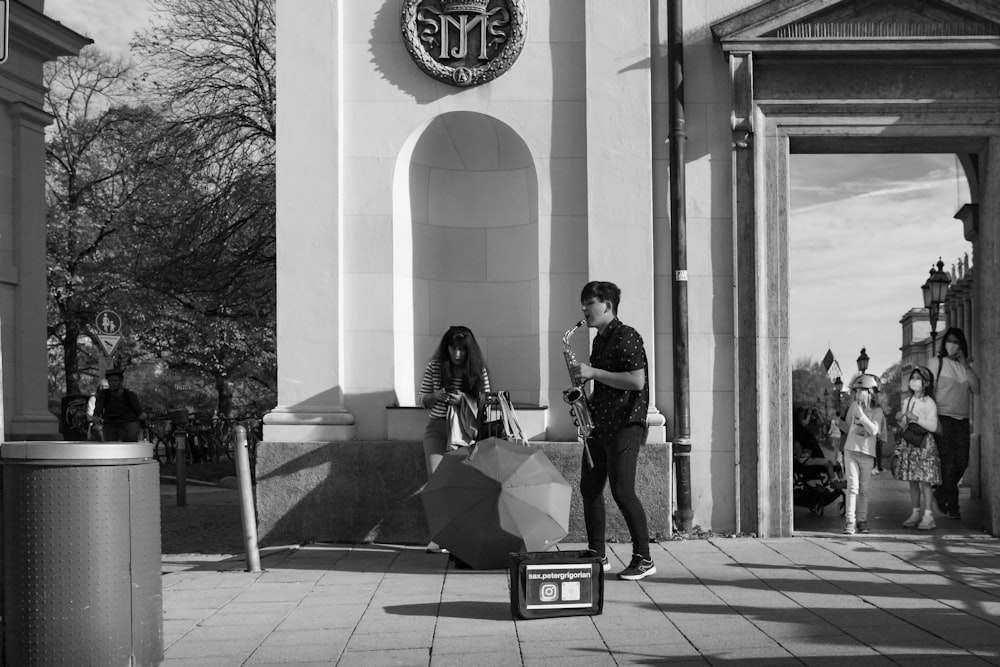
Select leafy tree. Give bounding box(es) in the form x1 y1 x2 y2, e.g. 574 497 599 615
45 0 278 416
128 0 277 416
45 47 149 396
792 357 838 415
879 362 903 420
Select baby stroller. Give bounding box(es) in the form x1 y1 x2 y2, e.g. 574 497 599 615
793 460 845 517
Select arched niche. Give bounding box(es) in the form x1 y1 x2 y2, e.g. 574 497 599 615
393 112 540 406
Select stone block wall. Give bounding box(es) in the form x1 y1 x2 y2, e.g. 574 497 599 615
255 440 672 549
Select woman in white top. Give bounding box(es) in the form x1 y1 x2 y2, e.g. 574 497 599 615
841 374 885 535
894 366 941 530
932 327 980 520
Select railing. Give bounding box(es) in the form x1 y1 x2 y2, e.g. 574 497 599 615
143 411 263 475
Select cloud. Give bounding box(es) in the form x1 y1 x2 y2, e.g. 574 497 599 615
790 154 972 377
45 0 153 55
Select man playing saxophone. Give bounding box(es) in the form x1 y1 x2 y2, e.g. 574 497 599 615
570 281 655 581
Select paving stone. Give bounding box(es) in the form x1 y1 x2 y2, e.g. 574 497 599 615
337 648 430 666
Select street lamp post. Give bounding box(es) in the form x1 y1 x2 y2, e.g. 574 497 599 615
921 258 950 356
856 347 869 374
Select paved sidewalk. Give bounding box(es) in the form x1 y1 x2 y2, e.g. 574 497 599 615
160 533 1000 666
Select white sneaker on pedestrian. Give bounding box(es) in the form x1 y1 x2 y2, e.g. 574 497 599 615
902 509 921 527
917 512 936 530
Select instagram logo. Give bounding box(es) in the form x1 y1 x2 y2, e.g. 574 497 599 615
539 583 558 602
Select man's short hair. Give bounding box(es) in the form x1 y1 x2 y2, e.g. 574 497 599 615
581 281 621 314
105 369 124 379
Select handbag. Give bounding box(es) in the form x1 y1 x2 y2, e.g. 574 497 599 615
477 391 527 445
446 394 479 448
899 422 928 448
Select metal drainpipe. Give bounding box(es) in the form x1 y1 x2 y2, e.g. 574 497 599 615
667 0 693 533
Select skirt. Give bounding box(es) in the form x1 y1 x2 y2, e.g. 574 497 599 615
892 435 941 484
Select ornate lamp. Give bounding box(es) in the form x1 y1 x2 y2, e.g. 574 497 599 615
856 348 869 374
921 257 950 353
833 377 843 394
929 257 950 304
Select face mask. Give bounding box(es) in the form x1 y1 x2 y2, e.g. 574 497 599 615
909 379 922 392
945 342 959 357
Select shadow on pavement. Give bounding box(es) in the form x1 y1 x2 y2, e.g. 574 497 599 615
384 600 511 620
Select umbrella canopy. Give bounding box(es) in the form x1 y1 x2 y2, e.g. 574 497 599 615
421 438 572 569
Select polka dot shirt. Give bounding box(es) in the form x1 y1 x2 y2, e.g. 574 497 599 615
589 318 649 436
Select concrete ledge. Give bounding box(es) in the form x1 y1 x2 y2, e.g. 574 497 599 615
386 405 550 441
255 440 672 547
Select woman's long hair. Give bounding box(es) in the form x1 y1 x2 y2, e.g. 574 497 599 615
434 325 489 396
938 326 969 359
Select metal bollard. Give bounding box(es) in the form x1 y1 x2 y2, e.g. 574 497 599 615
174 430 187 507
234 425 261 572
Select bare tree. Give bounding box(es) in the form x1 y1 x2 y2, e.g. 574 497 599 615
135 0 276 169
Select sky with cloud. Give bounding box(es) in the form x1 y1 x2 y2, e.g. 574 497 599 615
789 154 972 377
45 0 152 54
44 2 974 379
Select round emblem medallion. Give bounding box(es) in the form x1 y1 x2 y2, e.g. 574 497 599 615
401 0 527 87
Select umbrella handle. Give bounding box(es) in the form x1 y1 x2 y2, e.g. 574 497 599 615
583 439 594 469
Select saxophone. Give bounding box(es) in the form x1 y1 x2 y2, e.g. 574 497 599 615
563 319 595 466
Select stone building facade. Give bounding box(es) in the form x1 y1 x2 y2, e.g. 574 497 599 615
261 0 1000 540
1 0 89 439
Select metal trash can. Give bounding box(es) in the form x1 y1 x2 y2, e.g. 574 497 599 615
1 441 163 666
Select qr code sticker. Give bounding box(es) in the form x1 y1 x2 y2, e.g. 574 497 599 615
561 581 581 601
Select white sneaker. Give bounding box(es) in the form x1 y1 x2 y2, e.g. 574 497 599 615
902 509 921 527
917 513 936 530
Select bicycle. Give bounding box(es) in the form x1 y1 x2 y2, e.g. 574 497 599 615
212 414 263 482
140 414 175 464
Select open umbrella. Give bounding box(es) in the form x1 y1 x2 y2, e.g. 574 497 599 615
420 437 571 569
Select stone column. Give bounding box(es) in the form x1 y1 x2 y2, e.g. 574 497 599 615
264 0 355 441
7 102 60 439
583 0 666 442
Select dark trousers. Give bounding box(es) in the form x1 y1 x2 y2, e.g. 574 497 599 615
97 420 141 442
580 424 650 560
934 416 970 511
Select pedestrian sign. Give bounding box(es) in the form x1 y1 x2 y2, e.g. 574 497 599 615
96 310 123 335
97 334 123 356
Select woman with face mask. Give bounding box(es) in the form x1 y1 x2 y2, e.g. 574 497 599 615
893 367 941 530
841 374 885 535
932 327 980 520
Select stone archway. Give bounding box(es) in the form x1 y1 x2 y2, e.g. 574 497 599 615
713 0 1000 537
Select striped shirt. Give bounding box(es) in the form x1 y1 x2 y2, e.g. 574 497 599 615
418 358 491 419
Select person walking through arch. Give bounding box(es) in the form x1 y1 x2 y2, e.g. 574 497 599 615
894 366 941 530
932 327 980 520
840 374 884 535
